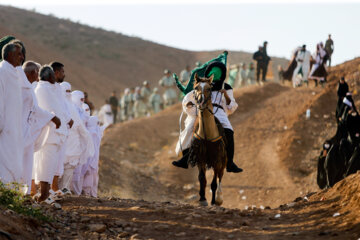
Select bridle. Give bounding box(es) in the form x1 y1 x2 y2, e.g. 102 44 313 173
193 83 223 141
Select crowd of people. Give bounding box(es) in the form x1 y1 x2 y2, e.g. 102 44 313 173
281 34 335 88
317 76 360 189
99 42 274 126
0 35 102 204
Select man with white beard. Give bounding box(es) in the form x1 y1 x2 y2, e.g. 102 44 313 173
49 61 73 193
21 61 61 195
59 82 94 193
0 42 24 184
34 66 72 202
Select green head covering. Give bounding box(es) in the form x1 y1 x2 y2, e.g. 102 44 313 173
173 51 228 95
0 36 16 61
206 66 222 82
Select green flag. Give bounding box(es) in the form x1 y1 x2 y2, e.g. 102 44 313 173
174 51 228 95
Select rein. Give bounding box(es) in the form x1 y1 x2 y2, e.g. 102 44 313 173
195 92 222 142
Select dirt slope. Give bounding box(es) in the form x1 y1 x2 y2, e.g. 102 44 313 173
2 172 360 239
0 5 288 107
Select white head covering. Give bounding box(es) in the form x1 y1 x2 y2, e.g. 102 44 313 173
124 88 130 95
82 103 90 117
60 82 72 101
71 90 85 108
87 116 98 134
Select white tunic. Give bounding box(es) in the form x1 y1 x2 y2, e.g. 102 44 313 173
19 67 54 190
175 88 237 155
34 80 70 183
98 104 114 129
0 61 24 183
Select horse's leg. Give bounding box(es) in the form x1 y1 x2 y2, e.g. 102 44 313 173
210 172 217 205
198 166 208 206
215 168 224 206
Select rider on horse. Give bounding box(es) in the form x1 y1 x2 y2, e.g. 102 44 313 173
172 53 242 173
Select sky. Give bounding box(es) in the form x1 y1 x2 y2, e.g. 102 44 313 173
1 0 359 65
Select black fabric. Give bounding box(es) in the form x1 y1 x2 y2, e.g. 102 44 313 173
346 112 360 145
317 152 327 189
224 83 232 90
256 64 267 81
263 46 271 64
282 51 298 81
253 50 265 64
224 128 234 168
337 82 349 99
345 146 360 176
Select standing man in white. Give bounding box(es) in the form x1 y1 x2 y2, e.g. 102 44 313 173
21 61 60 194
34 66 70 202
292 45 311 87
0 42 24 184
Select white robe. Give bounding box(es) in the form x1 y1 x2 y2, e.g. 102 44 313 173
98 104 114 129
19 67 54 191
64 98 94 167
81 116 101 197
175 88 238 155
292 50 311 87
0 61 24 184
54 83 71 177
33 81 70 183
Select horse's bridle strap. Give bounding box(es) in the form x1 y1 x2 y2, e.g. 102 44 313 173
194 132 222 142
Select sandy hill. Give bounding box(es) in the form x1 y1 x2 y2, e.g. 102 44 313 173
0 5 288 107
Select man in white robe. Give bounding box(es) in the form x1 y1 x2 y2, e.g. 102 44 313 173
292 45 311 88
20 61 60 195
49 61 73 193
0 42 24 184
70 90 94 195
59 82 94 193
34 66 71 202
98 100 114 129
81 116 102 197
172 61 242 173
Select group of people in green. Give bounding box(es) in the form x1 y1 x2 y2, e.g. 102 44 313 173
103 63 202 124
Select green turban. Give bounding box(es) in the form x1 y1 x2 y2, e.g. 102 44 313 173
0 36 16 61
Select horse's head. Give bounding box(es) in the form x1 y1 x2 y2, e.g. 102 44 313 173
193 73 213 111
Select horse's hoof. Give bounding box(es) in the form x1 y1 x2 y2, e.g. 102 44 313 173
199 200 208 206
215 193 223 206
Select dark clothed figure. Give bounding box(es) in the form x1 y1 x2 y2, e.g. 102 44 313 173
109 94 118 123
335 79 349 122
253 49 266 83
263 42 271 80
325 37 334 67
